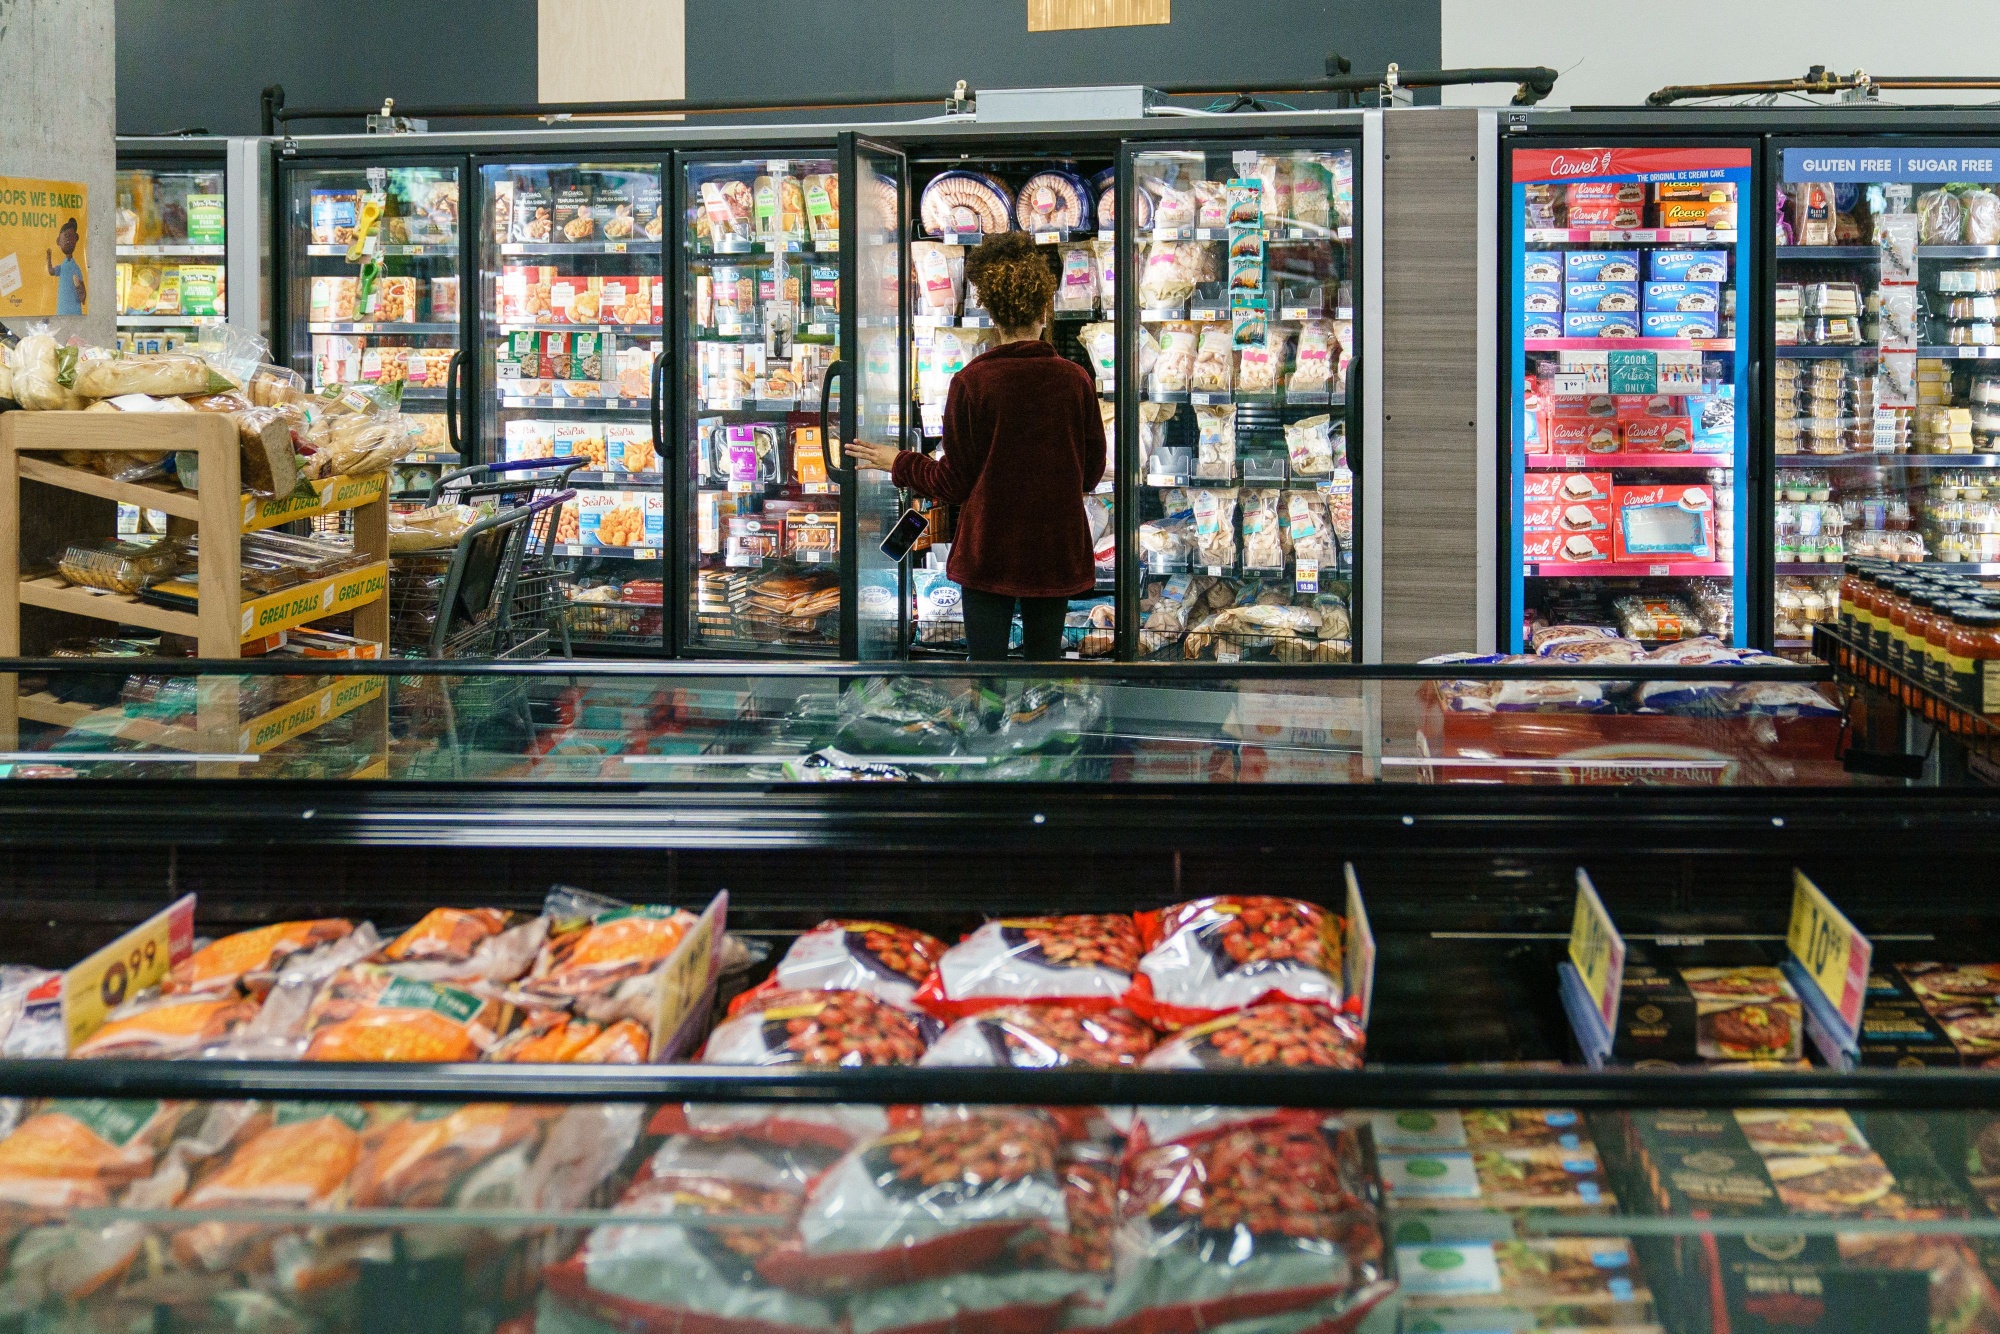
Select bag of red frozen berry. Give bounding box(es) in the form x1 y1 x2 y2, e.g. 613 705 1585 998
1099 1116 1391 1334
920 1003 1157 1068
749 919 948 1009
1126 896 1344 1029
755 1108 1072 1296
914 915 1143 1019
540 1126 846 1334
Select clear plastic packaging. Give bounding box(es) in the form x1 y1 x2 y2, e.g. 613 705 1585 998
1284 414 1336 476
914 915 1141 1018
57 538 181 593
1194 403 1236 479
753 919 947 1008
1128 895 1344 1028
921 1002 1157 1067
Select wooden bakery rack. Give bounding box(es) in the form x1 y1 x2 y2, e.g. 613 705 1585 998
0 410 391 775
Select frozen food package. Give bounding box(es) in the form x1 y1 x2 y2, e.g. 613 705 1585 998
1284 414 1336 476
1194 403 1236 479
1191 488 1238 568
1145 174 1199 229
760 1108 1069 1294
1139 513 1192 566
1109 1116 1391 1330
1284 491 1337 567
1138 400 1177 475
0 1098 193 1209
1612 594 1702 642
1191 326 1233 391
379 906 549 984
920 170 1013 237
1150 321 1197 394
703 987 940 1066
171 1103 369 1273
1192 179 1229 229
1288 321 1335 394
489 1011 649 1063
1128 895 1344 1028
804 172 840 246
541 1127 843 1334
915 915 1143 1018
512 885 698 1023
1143 999 1366 1072
1054 243 1098 312
71 991 260 1058
759 919 948 1008
1016 170 1091 232
1238 326 1293 394
699 178 755 247
1291 159 1333 231
1255 156 1295 226
920 1002 1157 1068
301 964 508 1061
910 241 966 319
1091 237 1117 309
1920 189 1966 245
72 351 232 399
349 1102 554 1207
1240 489 1285 569
168 918 355 996
1139 241 1206 309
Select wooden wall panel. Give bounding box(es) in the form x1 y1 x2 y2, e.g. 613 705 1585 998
1380 110 1484 663
538 0 686 103
1027 0 1171 31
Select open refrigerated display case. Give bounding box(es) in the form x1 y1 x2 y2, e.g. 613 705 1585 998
279 157 465 505
1504 142 1754 654
482 158 667 654
1129 140 1358 664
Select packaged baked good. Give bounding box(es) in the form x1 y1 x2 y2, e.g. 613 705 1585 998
72 350 231 399
1191 326 1233 391
1194 403 1236 479
1921 189 1966 245
914 915 1141 1019
1190 488 1238 568
920 1002 1156 1067
758 919 947 1008
58 537 180 594
1284 414 1336 475
1241 489 1285 569
1284 491 1336 566
9 332 83 410
1128 895 1344 1028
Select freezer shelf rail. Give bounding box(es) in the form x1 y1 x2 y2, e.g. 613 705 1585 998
0 652 1854 786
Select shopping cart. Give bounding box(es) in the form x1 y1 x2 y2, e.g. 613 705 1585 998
395 458 586 659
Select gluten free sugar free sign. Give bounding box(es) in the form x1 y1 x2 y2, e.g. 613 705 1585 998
0 177 87 315
1782 148 2000 182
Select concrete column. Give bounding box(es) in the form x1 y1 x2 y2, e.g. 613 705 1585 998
0 0 117 347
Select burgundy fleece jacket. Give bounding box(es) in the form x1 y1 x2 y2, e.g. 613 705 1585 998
889 340 1107 599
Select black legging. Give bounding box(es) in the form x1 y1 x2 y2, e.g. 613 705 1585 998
961 588 1067 660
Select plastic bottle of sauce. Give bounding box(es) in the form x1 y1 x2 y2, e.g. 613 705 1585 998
1947 607 2000 718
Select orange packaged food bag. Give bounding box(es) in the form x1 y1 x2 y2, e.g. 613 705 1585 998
0 1099 191 1209
488 1011 649 1064
379 906 547 984
168 919 354 996
72 992 260 1059
514 887 695 1017
349 1103 553 1207
171 1103 368 1272
302 966 506 1062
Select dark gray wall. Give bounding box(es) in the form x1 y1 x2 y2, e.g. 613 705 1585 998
115 0 539 135
116 1 1441 135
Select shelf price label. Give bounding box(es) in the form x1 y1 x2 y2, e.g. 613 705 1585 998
63 894 196 1050
1786 869 1871 1045
1568 871 1624 1038
651 890 729 1061
1295 557 1319 595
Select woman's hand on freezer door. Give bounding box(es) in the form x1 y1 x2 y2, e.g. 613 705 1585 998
847 439 903 472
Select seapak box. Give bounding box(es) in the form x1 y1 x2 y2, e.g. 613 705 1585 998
1523 470 1611 502
551 421 607 470
1612 483 1713 561
604 423 655 475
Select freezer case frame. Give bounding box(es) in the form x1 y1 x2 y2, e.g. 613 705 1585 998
113 136 246 342
1494 130 1763 654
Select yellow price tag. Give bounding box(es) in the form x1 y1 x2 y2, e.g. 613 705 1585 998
1342 864 1376 1028
62 894 196 1051
650 891 728 1061
1568 872 1624 1033
1787 870 1871 1036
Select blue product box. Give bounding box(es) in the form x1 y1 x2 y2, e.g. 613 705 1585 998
1522 251 1565 284
1688 386 1735 451
1523 281 1564 314
1641 310 1722 340
1563 251 1641 282
1564 281 1641 313
1647 249 1729 282
1524 315 1563 339
1564 310 1643 339
1643 281 1722 313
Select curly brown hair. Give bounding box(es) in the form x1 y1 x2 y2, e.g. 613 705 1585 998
965 232 1056 333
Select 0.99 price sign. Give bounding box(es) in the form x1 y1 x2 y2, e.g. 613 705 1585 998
61 894 196 1050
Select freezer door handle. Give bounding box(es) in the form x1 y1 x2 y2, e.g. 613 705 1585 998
445 349 465 453
648 349 669 457
819 357 849 478
1343 352 1360 489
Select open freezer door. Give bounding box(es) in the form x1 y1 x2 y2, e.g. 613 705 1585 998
838 133 910 659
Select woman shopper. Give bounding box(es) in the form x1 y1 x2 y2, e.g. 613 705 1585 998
847 233 1106 660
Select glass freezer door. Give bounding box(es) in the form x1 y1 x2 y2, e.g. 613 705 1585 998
840 133 910 660
1505 143 1754 653
281 158 464 497
1127 142 1357 664
115 156 227 350
482 158 665 654
682 151 844 656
